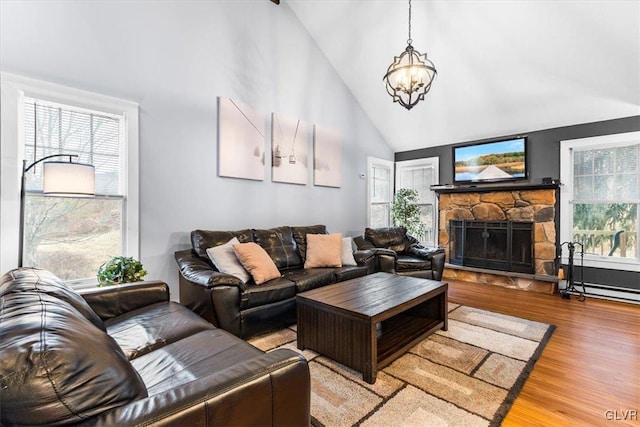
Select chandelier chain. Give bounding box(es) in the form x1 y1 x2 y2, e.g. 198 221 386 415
407 0 412 45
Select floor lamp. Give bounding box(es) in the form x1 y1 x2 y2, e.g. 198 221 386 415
18 154 95 267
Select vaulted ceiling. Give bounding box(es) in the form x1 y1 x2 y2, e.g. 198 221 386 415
286 0 640 152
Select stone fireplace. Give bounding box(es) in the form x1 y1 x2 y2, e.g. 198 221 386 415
436 185 558 294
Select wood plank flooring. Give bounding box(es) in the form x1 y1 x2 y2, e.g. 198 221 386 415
447 279 640 427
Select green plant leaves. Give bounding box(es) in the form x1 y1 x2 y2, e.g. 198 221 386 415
97 256 147 287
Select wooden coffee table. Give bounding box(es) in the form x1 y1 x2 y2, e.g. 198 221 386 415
296 272 448 384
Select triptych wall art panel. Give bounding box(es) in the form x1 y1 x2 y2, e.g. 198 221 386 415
313 125 342 188
217 97 341 187
218 96 266 181
271 112 309 185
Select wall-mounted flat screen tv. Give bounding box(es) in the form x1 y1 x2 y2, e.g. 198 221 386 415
453 137 528 184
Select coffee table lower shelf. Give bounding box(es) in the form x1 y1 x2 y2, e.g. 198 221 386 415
377 312 445 369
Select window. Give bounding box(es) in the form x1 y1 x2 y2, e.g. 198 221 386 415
396 158 439 245
0 73 139 285
560 132 640 271
22 98 125 280
367 157 394 228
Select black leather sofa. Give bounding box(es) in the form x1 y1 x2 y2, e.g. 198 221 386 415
0 268 310 426
355 226 446 280
175 225 375 339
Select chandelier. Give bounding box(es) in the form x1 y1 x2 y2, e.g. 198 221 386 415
383 0 437 110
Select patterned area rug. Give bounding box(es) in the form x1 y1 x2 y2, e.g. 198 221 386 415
248 303 555 427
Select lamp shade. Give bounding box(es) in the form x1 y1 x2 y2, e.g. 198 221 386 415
43 161 95 196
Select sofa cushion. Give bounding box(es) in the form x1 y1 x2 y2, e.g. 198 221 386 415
282 268 335 293
253 226 303 270
106 301 214 360
292 225 327 260
191 229 254 260
240 277 297 309
206 237 251 283
0 291 147 426
395 254 433 272
365 227 411 253
131 328 264 396
0 267 106 331
233 242 282 285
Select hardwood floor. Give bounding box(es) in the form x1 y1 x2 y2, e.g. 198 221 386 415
447 279 640 427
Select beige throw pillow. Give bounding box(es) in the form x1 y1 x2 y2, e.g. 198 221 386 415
341 236 358 266
206 237 250 283
233 242 281 285
304 233 343 268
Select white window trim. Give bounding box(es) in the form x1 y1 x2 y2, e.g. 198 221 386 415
395 157 440 245
367 156 394 228
559 131 640 272
0 72 140 282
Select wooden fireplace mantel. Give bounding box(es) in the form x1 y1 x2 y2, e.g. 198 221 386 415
431 182 560 195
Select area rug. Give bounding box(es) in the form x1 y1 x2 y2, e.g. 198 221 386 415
248 303 555 427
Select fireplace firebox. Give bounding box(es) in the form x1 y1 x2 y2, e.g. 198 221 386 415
449 220 534 274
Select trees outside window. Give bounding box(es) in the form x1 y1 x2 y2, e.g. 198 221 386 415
560 132 639 269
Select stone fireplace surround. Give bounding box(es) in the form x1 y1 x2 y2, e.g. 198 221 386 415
435 184 559 294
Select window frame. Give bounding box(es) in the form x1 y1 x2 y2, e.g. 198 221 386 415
395 157 439 245
0 72 139 285
559 131 640 272
367 156 394 228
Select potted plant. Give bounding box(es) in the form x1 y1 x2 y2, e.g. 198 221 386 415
391 188 426 240
97 256 147 286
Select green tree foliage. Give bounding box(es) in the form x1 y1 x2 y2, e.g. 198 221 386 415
391 188 426 240
573 203 636 255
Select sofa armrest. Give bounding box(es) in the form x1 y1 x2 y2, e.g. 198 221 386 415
353 249 375 264
175 249 245 291
361 248 396 273
354 249 376 274
406 244 445 260
79 281 169 321
84 349 310 426
429 252 446 281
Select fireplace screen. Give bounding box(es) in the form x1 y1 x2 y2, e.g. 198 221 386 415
449 220 534 274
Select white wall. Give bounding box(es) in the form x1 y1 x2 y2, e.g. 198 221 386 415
0 1 393 298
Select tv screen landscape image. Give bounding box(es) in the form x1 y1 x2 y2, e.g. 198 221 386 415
453 137 527 184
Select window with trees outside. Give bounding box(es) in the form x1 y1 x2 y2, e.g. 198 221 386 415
22 98 125 281
396 158 439 245
560 131 640 270
0 73 139 286
367 157 394 228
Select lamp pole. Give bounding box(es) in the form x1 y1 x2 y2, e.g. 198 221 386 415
18 154 78 267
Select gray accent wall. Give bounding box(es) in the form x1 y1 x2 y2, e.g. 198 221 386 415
396 116 640 295
397 116 640 185
0 1 393 298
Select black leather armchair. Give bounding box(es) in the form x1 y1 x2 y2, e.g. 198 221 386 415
354 227 446 281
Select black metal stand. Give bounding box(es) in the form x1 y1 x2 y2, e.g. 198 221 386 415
559 241 586 301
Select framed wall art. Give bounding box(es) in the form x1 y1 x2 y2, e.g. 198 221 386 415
271 112 309 185
218 96 265 181
313 125 342 188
